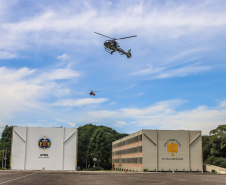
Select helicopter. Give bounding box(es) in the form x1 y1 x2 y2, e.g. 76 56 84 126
94 32 137 58
89 89 100 96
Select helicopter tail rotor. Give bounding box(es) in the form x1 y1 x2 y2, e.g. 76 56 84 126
127 49 132 58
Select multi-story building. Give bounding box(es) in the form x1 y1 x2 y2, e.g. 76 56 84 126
112 129 202 172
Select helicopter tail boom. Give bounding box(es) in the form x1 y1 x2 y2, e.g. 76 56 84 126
118 48 132 58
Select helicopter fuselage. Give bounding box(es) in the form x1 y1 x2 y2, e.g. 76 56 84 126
103 40 132 58
90 92 95 96
104 40 119 51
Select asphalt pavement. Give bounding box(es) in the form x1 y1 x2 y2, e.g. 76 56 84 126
0 171 226 185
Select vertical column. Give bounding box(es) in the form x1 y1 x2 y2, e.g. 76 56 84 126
4 149 7 168
201 131 203 173
62 127 65 170
76 128 78 171
111 144 114 170
10 127 14 169
156 129 158 172
188 130 190 172
24 126 28 170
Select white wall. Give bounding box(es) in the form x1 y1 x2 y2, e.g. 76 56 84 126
204 164 226 174
143 130 202 172
11 127 77 170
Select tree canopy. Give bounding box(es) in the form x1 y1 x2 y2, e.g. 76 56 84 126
77 123 128 170
0 125 13 143
88 128 106 168
0 125 13 168
203 124 226 168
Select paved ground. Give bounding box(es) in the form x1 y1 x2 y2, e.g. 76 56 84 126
0 171 226 185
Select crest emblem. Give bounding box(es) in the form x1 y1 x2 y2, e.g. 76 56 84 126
168 141 178 156
38 136 51 151
164 139 181 156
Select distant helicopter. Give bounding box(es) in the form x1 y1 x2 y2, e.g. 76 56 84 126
94 32 137 58
89 89 100 96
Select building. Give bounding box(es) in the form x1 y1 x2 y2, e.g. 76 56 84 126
11 127 78 170
112 129 202 172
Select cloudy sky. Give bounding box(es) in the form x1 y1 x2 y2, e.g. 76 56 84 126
0 0 225 135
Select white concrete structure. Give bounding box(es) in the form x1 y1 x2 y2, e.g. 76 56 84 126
11 127 78 170
204 164 226 174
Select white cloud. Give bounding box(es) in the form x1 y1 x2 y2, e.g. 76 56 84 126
218 99 226 108
56 119 76 127
0 67 35 82
119 84 137 91
85 99 226 135
38 68 80 81
131 64 211 79
53 98 109 107
0 65 81 127
114 121 127 127
154 65 211 79
0 51 16 59
88 110 118 120
1 1 226 50
67 122 76 127
56 53 70 61
87 99 185 122
109 102 116 105
131 67 163 76
166 48 208 64
129 84 135 88
120 100 186 117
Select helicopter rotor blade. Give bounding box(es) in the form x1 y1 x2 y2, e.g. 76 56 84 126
94 32 112 39
93 91 100 92
114 35 137 40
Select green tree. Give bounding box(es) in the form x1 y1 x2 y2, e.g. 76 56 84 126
77 124 98 169
77 124 128 170
88 128 106 168
0 125 13 168
203 124 226 168
202 135 211 161
209 125 226 137
0 125 13 143
209 125 226 157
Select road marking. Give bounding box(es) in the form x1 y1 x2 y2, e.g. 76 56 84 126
0 172 37 184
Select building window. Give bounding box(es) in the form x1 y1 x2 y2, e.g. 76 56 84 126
113 135 142 149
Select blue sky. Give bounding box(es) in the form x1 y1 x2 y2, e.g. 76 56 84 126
0 0 226 135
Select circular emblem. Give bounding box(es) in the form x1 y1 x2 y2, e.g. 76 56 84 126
38 136 51 151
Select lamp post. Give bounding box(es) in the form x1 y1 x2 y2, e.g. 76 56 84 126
4 149 7 169
2 149 4 169
93 157 97 167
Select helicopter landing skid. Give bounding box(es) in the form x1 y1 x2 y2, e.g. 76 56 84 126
105 47 114 54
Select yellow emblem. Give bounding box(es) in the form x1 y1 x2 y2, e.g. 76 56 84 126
38 136 51 152
168 141 178 156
